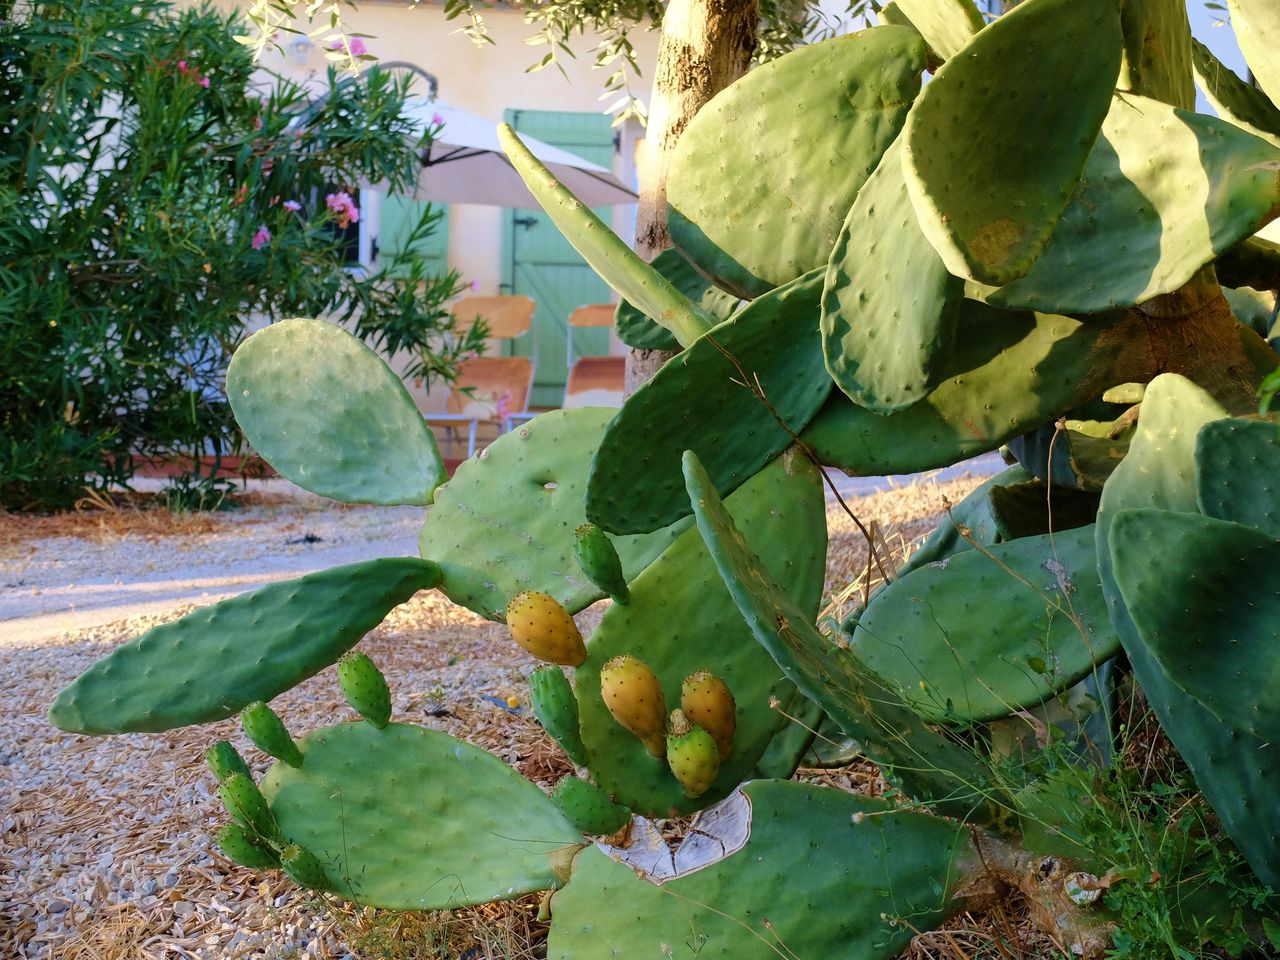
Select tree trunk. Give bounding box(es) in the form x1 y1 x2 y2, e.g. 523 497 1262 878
624 0 759 397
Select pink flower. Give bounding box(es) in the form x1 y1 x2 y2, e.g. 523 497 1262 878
200 76 210 88
251 225 271 250
282 200 302 213
177 59 187 71
329 38 367 56
495 391 511 421
469 279 479 291
325 191 360 228
431 113 444 126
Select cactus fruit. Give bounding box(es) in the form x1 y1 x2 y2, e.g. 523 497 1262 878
216 822 280 870
218 772 277 840
280 844 331 891
205 740 252 784
240 701 302 768
506 592 587 667
529 665 588 767
336 652 392 728
599 655 667 757
680 671 736 760
551 777 631 836
573 523 629 604
666 709 721 798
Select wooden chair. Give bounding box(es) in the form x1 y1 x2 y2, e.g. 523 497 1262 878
564 304 624 408
425 295 536 457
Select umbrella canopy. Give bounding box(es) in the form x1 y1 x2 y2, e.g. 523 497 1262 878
402 98 638 208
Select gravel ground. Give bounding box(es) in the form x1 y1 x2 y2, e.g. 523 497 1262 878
1 464 994 960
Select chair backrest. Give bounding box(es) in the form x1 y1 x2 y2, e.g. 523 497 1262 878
451 295 535 340
446 356 534 417
567 304 615 328
564 356 625 410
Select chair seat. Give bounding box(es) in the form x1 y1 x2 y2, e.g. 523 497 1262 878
564 356 626 409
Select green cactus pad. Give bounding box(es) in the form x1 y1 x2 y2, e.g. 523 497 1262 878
614 249 739 352
219 772 278 840
1192 39 1280 144
683 452 1001 825
217 822 281 870
227 319 443 506
822 135 963 414
666 27 926 298
801 302 1128 476
261 721 581 908
587 269 831 536
1111 509 1280 745
987 481 1101 540
280 844 331 892
575 452 826 816
419 409 690 620
547 781 977 960
980 94 1280 314
49 557 440 734
530 666 588 767
551 777 631 836
848 525 1116 723
336 651 392 728
241 701 303 768
1224 286 1279 340
903 0 1122 285
1118 0 1194 107
1095 375 1280 888
1229 0 1280 107
497 125 712 348
1195 418 1280 537
895 0 984 59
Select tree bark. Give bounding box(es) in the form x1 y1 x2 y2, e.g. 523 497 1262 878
624 0 759 397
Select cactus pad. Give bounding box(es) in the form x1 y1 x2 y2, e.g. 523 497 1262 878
822 134 963 413
576 453 827 815
895 0 984 59
217 822 280 870
547 781 977 960
801 302 1127 476
1229 0 1280 107
666 27 926 297
1191 38 1280 143
227 319 443 505
903 0 1122 284
848 525 1117 723
497 124 712 347
49 557 441 734
587 269 831 535
683 452 1000 824
261 721 581 908
1195 417 1280 537
981 94 1280 314
614 248 739 352
420 409 690 620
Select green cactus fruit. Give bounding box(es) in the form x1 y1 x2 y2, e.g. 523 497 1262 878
665 709 721 799
529 665 588 767
218 772 277 840
599 655 667 758
205 740 252 784
216 821 280 870
679 671 736 760
280 844 331 891
551 777 631 836
506 592 587 667
240 701 302 768
336 652 392 728
227 318 443 505
573 524 629 604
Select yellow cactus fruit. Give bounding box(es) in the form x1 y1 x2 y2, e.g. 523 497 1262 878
680 670 737 760
666 709 721 798
506 591 587 667
599 654 667 757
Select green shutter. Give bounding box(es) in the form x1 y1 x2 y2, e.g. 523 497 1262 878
379 195 450 277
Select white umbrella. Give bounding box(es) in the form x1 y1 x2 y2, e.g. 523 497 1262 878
401 98 638 209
